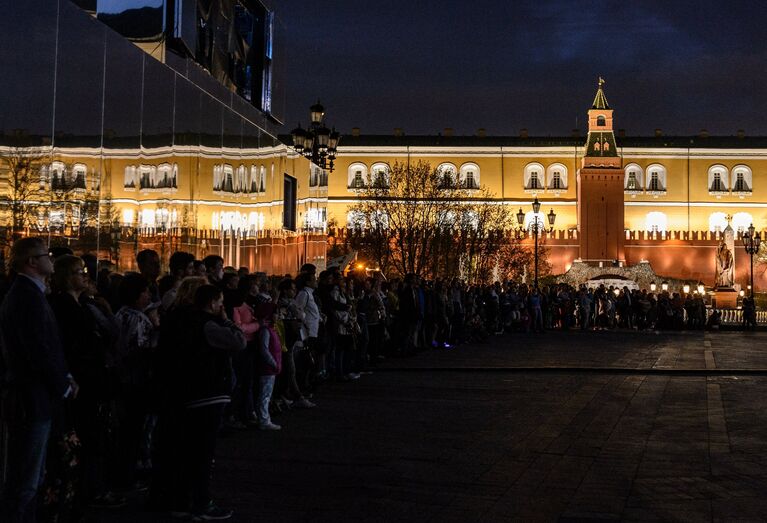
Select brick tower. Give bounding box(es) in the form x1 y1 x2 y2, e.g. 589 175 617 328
577 78 625 264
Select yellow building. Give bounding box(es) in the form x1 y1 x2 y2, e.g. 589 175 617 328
331 131 766 236
326 84 767 288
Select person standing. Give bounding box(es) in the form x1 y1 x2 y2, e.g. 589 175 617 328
136 249 162 305
169 285 245 520
0 238 78 522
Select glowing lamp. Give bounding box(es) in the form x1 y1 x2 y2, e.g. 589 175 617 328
697 283 705 295
661 281 669 292
650 282 657 292
683 284 690 294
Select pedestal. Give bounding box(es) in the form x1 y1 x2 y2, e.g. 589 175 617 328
713 288 738 309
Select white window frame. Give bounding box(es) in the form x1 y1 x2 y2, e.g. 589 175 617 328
370 162 391 188
707 164 729 194
459 162 480 190
524 162 545 193
624 163 644 193
546 163 568 191
645 163 667 195
437 162 457 188
347 162 368 190
732 165 753 195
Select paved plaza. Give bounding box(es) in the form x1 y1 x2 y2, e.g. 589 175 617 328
98 330 767 522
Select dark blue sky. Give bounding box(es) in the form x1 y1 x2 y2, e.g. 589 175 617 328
281 0 767 137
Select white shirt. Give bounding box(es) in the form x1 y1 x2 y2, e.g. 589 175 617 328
295 287 320 338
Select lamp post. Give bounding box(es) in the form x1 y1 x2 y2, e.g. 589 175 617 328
289 101 340 172
516 197 556 288
742 223 761 298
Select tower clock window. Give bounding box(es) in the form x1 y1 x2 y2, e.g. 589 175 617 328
597 115 606 126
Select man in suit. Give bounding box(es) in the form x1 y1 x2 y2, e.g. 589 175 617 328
0 237 77 522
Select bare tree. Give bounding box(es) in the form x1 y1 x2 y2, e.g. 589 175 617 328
0 145 46 238
348 161 534 282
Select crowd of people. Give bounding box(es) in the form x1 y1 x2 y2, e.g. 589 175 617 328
0 237 755 522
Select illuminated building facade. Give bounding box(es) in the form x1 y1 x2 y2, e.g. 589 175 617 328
329 83 767 290
0 0 326 273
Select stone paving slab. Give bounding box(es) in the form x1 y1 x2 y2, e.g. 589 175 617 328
90 331 767 522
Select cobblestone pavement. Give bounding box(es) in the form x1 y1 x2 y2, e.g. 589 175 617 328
93 331 767 522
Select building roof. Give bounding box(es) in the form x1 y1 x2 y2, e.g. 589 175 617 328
322 134 767 149
592 77 610 110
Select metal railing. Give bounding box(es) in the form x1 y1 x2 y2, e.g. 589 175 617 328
707 308 767 325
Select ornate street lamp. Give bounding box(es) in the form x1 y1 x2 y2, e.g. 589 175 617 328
742 223 761 298
290 100 340 172
697 282 705 295
516 197 555 288
661 281 669 292
650 282 657 292
683 283 690 295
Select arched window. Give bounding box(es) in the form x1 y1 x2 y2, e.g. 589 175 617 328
347 162 368 189
732 212 753 233
347 210 365 229
624 163 643 191
213 164 223 191
546 163 568 190
139 164 158 190
370 162 390 188
597 115 606 127
709 212 728 232
121 209 135 226
645 212 668 233
72 163 87 189
437 162 457 188
250 166 259 192
524 162 545 191
594 141 601 152
157 163 177 190
259 166 267 193
732 165 752 193
50 161 66 191
645 164 667 192
707 165 729 193
369 210 389 229
124 165 138 189
222 164 234 193
459 163 480 190
234 165 247 193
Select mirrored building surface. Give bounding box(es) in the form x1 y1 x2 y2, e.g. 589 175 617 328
0 0 326 273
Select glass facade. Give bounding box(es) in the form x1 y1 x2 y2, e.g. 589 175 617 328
0 0 325 273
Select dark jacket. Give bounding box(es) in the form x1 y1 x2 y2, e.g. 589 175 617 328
48 292 117 401
165 308 245 409
0 275 70 421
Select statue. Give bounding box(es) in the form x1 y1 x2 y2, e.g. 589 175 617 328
715 220 735 288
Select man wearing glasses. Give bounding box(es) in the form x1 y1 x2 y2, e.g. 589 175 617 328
0 237 77 522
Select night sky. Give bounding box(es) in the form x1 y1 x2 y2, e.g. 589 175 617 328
281 0 767 137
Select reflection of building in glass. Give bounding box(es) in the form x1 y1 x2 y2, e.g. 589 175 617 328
0 0 324 274
124 163 178 191
94 0 284 122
